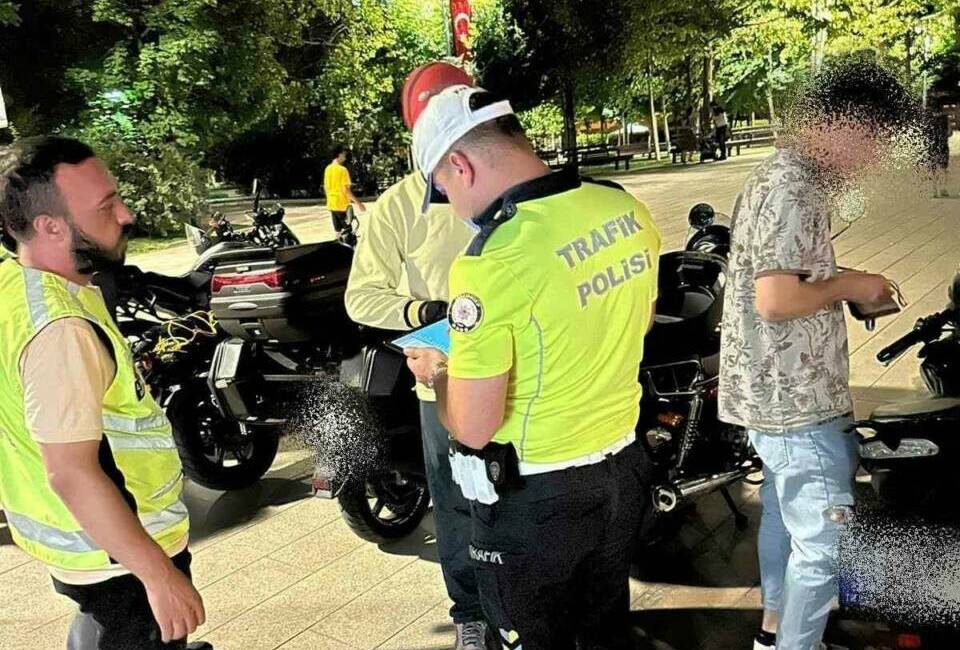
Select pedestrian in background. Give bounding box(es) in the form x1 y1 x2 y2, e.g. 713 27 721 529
323 145 365 240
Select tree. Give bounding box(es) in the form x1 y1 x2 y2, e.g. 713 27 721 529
473 0 634 164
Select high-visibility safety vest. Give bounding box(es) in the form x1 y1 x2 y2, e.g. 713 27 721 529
0 260 188 571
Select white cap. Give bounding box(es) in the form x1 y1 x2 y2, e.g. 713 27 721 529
411 84 514 212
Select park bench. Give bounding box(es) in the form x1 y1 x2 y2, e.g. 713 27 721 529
670 127 698 164
725 125 776 157
540 144 635 170
574 144 636 170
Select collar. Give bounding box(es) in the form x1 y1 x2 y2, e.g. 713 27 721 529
471 167 581 228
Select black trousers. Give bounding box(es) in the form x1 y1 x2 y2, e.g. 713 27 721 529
330 210 348 233
469 442 652 650
53 550 194 650
715 125 729 159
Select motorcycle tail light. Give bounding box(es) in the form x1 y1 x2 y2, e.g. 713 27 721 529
211 269 286 293
860 438 939 460
657 412 685 428
897 633 922 648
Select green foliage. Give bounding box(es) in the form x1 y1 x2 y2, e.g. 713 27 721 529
70 91 209 237
0 1 19 26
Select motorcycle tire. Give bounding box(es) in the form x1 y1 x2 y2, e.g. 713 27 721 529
337 473 430 544
166 390 281 491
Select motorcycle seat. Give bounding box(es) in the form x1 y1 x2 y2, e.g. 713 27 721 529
868 396 960 424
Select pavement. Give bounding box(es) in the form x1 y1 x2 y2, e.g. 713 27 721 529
3 144 960 649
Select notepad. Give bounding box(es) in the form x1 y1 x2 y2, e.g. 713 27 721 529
390 320 451 355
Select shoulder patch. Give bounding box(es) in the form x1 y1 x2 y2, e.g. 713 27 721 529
448 294 483 333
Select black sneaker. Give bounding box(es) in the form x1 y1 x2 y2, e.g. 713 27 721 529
753 630 776 650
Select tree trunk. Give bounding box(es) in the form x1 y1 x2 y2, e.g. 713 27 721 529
810 0 828 73
561 77 577 169
700 49 714 135
905 30 914 83
648 69 661 160
766 44 778 136
661 95 671 153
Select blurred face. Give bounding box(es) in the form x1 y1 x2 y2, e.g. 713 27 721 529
54 158 135 274
801 117 883 178
337 152 348 164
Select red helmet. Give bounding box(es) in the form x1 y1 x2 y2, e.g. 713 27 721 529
401 62 474 130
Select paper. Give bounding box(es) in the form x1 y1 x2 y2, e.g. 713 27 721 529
391 320 451 355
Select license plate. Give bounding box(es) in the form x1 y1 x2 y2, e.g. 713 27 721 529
311 471 343 499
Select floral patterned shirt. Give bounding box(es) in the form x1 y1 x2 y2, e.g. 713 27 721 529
718 148 853 432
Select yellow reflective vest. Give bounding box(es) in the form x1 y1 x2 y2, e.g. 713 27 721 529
0 260 188 571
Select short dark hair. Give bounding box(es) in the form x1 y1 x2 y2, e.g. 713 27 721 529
455 115 528 151
332 145 347 159
0 136 95 248
785 56 920 136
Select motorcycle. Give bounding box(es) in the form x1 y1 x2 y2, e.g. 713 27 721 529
313 202 759 545
831 272 960 648
640 203 760 530
103 238 429 536
851 273 960 510
184 179 300 256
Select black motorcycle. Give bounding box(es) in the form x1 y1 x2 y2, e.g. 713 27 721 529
185 179 300 255
851 273 960 509
835 273 960 647
640 203 760 530
315 202 758 545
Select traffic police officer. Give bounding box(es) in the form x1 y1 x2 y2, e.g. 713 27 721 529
0 137 206 649
405 84 661 649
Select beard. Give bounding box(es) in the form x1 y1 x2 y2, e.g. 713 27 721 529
68 220 132 276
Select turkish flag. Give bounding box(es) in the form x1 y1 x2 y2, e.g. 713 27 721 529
450 0 472 58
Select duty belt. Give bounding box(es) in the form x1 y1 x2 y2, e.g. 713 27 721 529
449 431 636 505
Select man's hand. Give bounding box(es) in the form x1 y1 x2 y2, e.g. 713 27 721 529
143 566 206 643
40 440 204 642
842 271 895 305
404 347 447 386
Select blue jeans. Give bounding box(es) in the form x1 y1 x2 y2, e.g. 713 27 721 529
749 416 858 650
420 400 484 623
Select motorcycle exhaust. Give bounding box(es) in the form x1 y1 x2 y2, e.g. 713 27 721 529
653 469 751 513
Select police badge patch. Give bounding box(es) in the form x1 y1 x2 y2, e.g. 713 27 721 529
448 293 483 333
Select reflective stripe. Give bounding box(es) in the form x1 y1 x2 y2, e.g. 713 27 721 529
142 500 189 536
518 316 545 462
5 510 97 553
5 499 188 555
104 432 176 451
22 267 48 330
102 414 170 434
150 470 183 500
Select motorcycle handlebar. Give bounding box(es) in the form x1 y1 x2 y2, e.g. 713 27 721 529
876 310 953 364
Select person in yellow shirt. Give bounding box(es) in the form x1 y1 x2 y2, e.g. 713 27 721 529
345 62 495 650
405 84 660 649
323 145 365 239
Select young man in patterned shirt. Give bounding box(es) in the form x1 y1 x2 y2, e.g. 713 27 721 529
719 60 920 650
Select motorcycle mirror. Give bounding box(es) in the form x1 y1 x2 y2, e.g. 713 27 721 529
688 203 716 229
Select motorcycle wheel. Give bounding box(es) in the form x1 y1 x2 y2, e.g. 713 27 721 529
338 472 430 543
166 390 280 491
